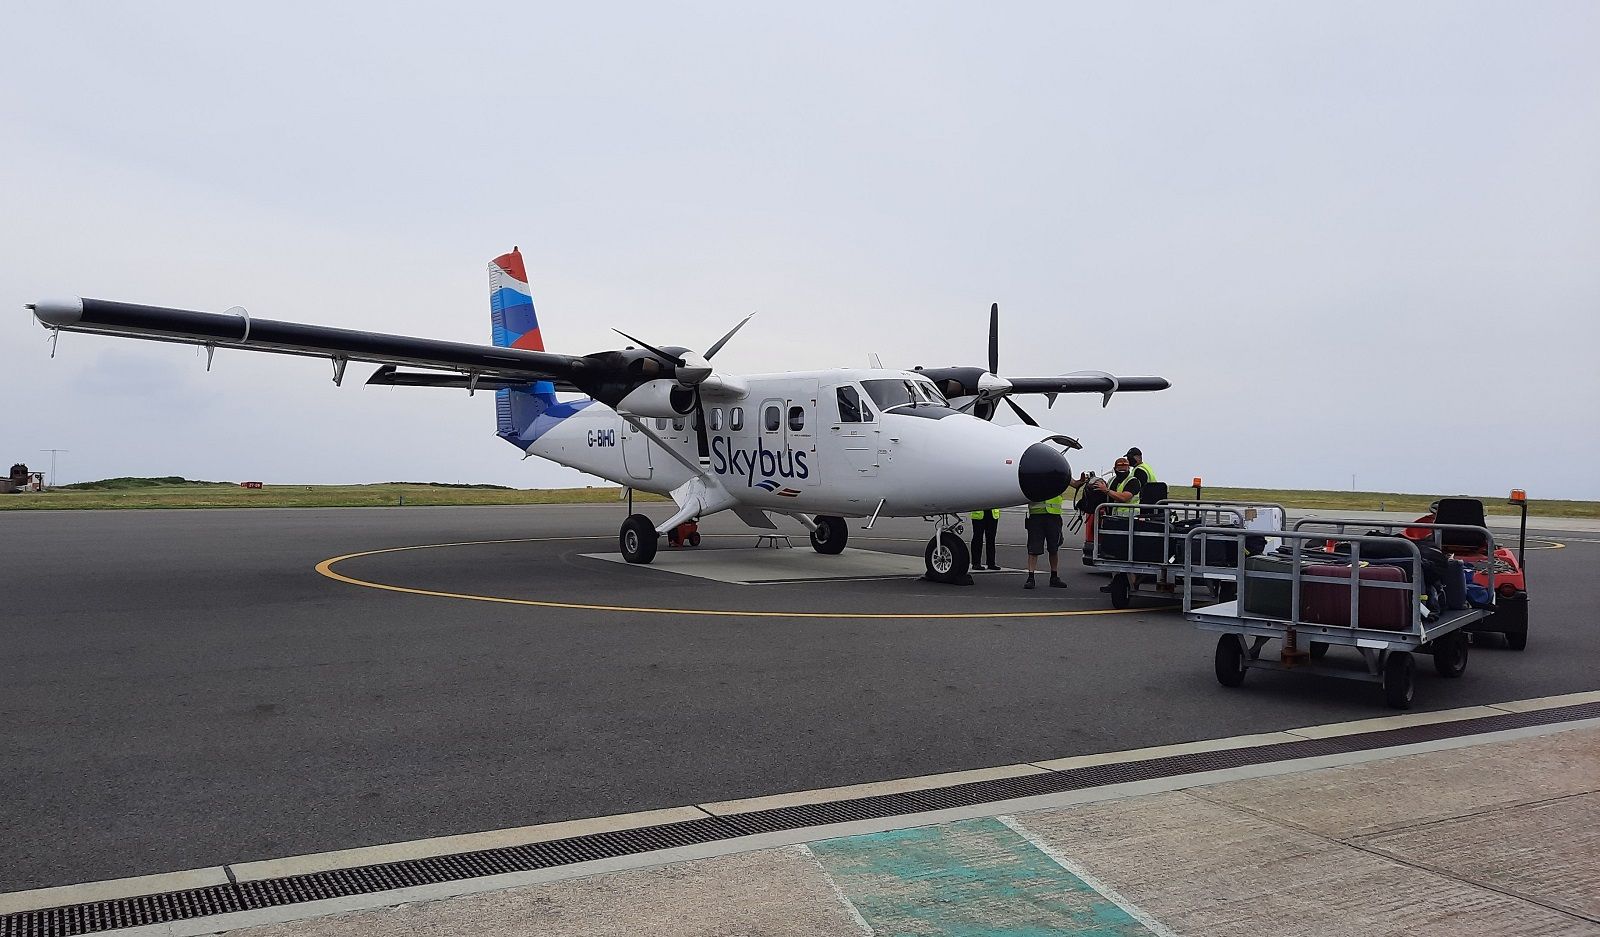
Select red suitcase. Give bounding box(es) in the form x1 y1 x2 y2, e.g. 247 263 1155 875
1300 563 1412 630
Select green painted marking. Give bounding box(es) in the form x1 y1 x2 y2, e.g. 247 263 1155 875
808 817 1153 935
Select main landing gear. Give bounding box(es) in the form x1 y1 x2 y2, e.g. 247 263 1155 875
923 515 971 585
620 514 660 564
809 515 848 554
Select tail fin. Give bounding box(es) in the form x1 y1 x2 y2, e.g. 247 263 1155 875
489 247 561 449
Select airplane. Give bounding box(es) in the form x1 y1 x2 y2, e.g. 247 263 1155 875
26 248 1169 583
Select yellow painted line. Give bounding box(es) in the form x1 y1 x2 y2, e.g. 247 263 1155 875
314 537 1166 620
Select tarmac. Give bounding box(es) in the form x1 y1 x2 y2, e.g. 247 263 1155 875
2 502 1597 931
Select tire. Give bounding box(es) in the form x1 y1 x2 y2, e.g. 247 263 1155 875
924 532 970 583
809 515 848 555
687 532 701 547
620 514 659 565
1505 626 1528 651
1217 581 1238 604
1214 635 1247 688
1432 630 1469 678
1383 651 1415 709
1110 573 1131 609
1310 641 1329 660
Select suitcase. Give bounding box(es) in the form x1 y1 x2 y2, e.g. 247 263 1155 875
1445 558 1469 610
1174 522 1241 568
1242 555 1297 618
1097 515 1168 562
1300 563 1411 630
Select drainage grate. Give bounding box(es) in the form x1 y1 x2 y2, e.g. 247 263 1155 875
5 701 1596 937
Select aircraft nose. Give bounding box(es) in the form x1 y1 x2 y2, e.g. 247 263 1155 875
1018 442 1071 503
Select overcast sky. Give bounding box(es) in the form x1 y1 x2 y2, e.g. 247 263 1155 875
4 2 1596 498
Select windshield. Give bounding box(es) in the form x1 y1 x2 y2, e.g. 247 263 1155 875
863 378 948 411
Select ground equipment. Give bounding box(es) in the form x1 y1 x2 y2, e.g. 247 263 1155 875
1089 500 1285 609
1183 522 1501 709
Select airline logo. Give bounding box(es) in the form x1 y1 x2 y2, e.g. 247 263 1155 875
710 435 809 489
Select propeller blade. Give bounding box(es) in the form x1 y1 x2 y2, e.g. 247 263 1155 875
612 329 685 367
1004 395 1040 427
693 388 711 462
703 313 755 360
988 302 999 375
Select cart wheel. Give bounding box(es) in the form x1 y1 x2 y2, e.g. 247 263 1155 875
1505 626 1528 652
1217 581 1238 604
1382 652 1415 709
687 532 701 547
1309 641 1329 660
1110 573 1131 609
1214 635 1247 688
1433 631 1468 678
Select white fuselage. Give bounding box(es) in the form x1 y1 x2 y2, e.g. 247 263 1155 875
526 368 1067 519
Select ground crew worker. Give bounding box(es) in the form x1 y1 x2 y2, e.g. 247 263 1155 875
1023 494 1067 590
969 507 1001 571
1125 447 1156 487
1099 457 1144 515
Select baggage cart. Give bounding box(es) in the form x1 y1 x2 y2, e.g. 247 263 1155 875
1182 523 1499 708
1089 500 1284 609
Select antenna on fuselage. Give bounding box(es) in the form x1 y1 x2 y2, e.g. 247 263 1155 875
868 352 883 369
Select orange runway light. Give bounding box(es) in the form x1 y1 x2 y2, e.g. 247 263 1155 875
1192 477 1203 487
1509 489 1526 504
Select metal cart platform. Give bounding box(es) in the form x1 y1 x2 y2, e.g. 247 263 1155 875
1181 523 1499 708
1089 500 1285 609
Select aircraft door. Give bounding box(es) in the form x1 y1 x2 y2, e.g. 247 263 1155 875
621 420 652 480
828 383 878 478
784 384 819 487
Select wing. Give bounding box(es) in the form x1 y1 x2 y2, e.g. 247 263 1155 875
1006 375 1170 395
30 297 587 386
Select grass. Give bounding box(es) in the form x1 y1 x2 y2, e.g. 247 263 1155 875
1 478 1590 517
1190 486 1596 519
0 480 663 511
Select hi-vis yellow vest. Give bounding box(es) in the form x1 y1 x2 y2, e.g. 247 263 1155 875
1134 461 1157 484
1028 496 1064 516
969 508 1001 520
1111 474 1140 516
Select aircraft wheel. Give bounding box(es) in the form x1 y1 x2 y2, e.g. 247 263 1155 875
620 514 659 565
924 532 970 583
810 515 848 555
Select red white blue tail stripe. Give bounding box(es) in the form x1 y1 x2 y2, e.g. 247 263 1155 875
488 248 588 449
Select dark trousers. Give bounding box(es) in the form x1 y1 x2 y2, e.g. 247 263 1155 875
970 515 998 567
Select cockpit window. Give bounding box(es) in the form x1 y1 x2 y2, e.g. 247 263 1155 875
862 378 948 412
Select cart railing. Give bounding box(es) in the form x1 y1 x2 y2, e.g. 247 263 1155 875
1180 527 1430 640
1091 502 1247 570
1290 518 1499 596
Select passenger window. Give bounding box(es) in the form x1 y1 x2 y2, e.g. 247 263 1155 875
788 406 805 431
730 407 744 431
711 408 724 431
672 417 685 432
655 418 668 431
763 406 780 432
836 386 862 423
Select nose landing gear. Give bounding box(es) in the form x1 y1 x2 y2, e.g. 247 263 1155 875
923 515 972 585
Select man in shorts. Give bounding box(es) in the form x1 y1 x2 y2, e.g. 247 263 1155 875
1023 493 1067 590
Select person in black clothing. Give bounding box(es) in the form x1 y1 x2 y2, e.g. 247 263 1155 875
969 508 1001 571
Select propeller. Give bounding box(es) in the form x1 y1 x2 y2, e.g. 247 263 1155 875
612 314 756 464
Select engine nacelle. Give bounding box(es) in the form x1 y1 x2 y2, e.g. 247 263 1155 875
617 379 697 418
